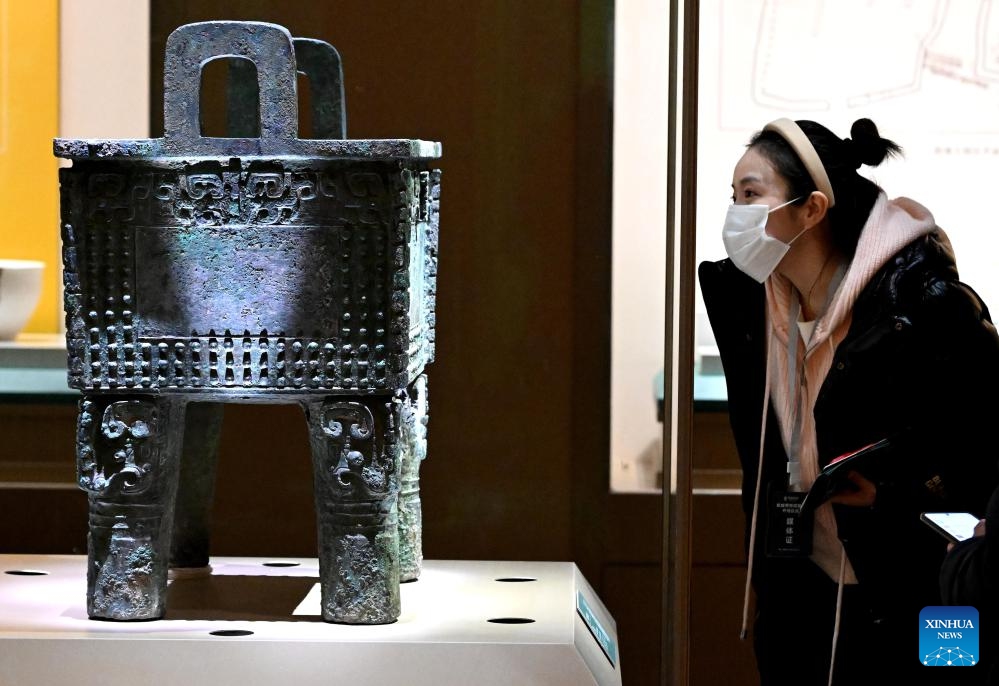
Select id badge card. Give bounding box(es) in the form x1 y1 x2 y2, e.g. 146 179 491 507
765 484 813 558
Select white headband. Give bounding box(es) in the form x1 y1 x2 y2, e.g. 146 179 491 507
762 118 836 209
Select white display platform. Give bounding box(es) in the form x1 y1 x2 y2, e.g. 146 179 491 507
0 555 622 686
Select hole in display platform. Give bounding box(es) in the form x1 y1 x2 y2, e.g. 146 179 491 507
262 561 301 568
210 629 255 637
494 577 537 583
5 569 49 576
487 617 536 624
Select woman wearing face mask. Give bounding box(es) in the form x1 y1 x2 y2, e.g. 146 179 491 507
698 118 999 685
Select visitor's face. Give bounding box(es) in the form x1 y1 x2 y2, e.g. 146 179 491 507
731 147 800 244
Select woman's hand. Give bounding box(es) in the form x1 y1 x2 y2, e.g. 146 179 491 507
947 519 986 552
827 470 877 508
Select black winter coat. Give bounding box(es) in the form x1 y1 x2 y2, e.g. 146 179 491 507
699 230 999 621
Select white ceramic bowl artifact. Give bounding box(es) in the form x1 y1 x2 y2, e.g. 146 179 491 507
0 260 44 340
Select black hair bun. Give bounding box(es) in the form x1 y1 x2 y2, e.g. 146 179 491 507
847 118 902 168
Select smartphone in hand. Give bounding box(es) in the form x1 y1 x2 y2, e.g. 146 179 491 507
920 512 980 544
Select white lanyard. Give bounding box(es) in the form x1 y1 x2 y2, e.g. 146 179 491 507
784 262 847 490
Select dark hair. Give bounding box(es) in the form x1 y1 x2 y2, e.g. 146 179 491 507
748 118 902 258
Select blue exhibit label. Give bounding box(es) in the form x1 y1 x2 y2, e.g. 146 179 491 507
920 606 979 667
577 590 617 667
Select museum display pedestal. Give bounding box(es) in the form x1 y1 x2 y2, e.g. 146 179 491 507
0 555 621 685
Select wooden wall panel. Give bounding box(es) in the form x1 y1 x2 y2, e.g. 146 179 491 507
149 0 582 564
603 563 663 686
690 564 759 686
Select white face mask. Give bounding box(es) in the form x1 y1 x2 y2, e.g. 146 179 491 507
722 197 805 283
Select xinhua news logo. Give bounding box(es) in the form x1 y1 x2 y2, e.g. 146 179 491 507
920 606 979 667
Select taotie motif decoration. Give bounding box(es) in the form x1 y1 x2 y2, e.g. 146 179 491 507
55 20 441 624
